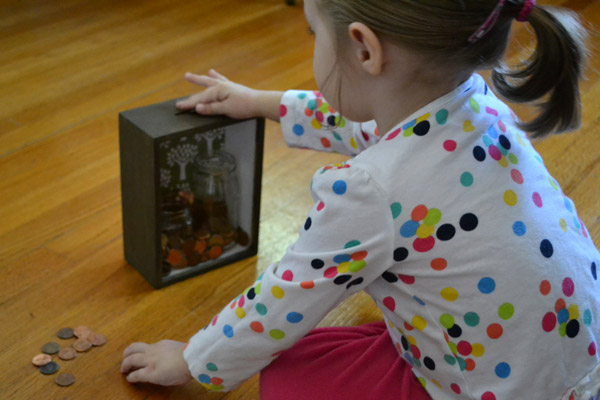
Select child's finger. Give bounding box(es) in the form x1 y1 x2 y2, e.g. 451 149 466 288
125 367 151 383
184 72 218 87
195 101 226 115
122 342 150 358
208 69 229 82
176 93 203 110
177 86 225 110
120 353 148 374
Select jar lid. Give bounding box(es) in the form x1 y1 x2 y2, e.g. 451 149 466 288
194 150 236 173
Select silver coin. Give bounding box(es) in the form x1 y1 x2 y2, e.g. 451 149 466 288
40 361 59 375
57 327 74 339
42 342 60 355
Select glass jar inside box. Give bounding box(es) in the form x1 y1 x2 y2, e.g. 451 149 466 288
191 150 240 241
160 195 194 275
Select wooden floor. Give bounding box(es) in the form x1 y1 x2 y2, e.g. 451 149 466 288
0 0 598 398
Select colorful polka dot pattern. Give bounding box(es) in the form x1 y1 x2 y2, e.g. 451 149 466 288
539 277 594 340
312 241 368 290
187 78 600 396
361 85 598 397
296 91 352 150
302 91 345 132
283 91 380 156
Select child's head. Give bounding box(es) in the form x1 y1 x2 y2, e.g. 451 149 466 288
308 0 587 138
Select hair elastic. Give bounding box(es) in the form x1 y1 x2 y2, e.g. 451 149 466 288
468 0 537 44
468 0 506 44
516 0 536 22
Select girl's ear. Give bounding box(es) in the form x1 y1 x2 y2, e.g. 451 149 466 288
347 22 384 76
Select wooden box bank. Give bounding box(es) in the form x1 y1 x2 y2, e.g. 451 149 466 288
119 98 264 288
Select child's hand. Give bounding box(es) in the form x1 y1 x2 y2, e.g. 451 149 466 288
176 69 260 119
176 69 284 122
120 340 193 386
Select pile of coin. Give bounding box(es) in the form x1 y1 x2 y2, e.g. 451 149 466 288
161 227 249 274
159 192 251 276
30 326 106 387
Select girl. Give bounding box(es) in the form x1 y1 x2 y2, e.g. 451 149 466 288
121 0 600 399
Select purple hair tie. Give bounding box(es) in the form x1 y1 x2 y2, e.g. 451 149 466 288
468 0 537 44
468 0 506 44
517 0 536 22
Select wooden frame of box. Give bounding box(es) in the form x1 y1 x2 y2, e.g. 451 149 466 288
119 98 264 288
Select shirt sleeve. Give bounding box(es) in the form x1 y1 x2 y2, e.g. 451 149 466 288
279 90 380 156
183 162 395 392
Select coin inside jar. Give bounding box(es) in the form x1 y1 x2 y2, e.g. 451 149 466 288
55 373 75 387
73 338 92 352
40 361 59 375
42 342 61 355
73 326 91 339
32 353 52 367
88 332 107 347
57 327 74 339
58 347 77 360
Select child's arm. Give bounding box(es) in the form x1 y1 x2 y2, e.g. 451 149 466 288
181 165 394 392
176 70 380 156
121 163 395 391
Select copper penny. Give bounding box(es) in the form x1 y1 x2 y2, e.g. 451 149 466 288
40 361 59 375
208 234 225 247
73 326 91 339
57 327 74 339
58 347 77 360
207 245 223 260
42 342 60 355
223 229 235 239
195 230 210 240
55 373 75 387
73 338 92 352
32 353 52 367
88 332 107 347
182 238 196 254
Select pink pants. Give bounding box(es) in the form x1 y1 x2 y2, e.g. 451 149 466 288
260 322 432 400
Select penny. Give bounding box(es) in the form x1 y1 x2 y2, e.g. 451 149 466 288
73 338 92 352
223 229 235 239
32 353 52 367
168 248 187 269
58 347 77 360
208 234 225 247
207 245 223 260
73 326 91 339
187 250 203 266
88 332 106 347
235 228 249 246
57 327 74 339
42 342 60 355
40 361 59 375
55 373 75 387
195 230 210 240
182 238 196 255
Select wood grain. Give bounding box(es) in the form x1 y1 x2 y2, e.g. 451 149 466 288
0 1 597 399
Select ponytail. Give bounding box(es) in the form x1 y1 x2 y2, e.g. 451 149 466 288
491 6 588 138
317 0 588 138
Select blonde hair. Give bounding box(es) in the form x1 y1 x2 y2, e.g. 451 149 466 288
318 0 588 138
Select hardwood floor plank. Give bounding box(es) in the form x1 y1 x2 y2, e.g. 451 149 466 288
0 1 597 399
